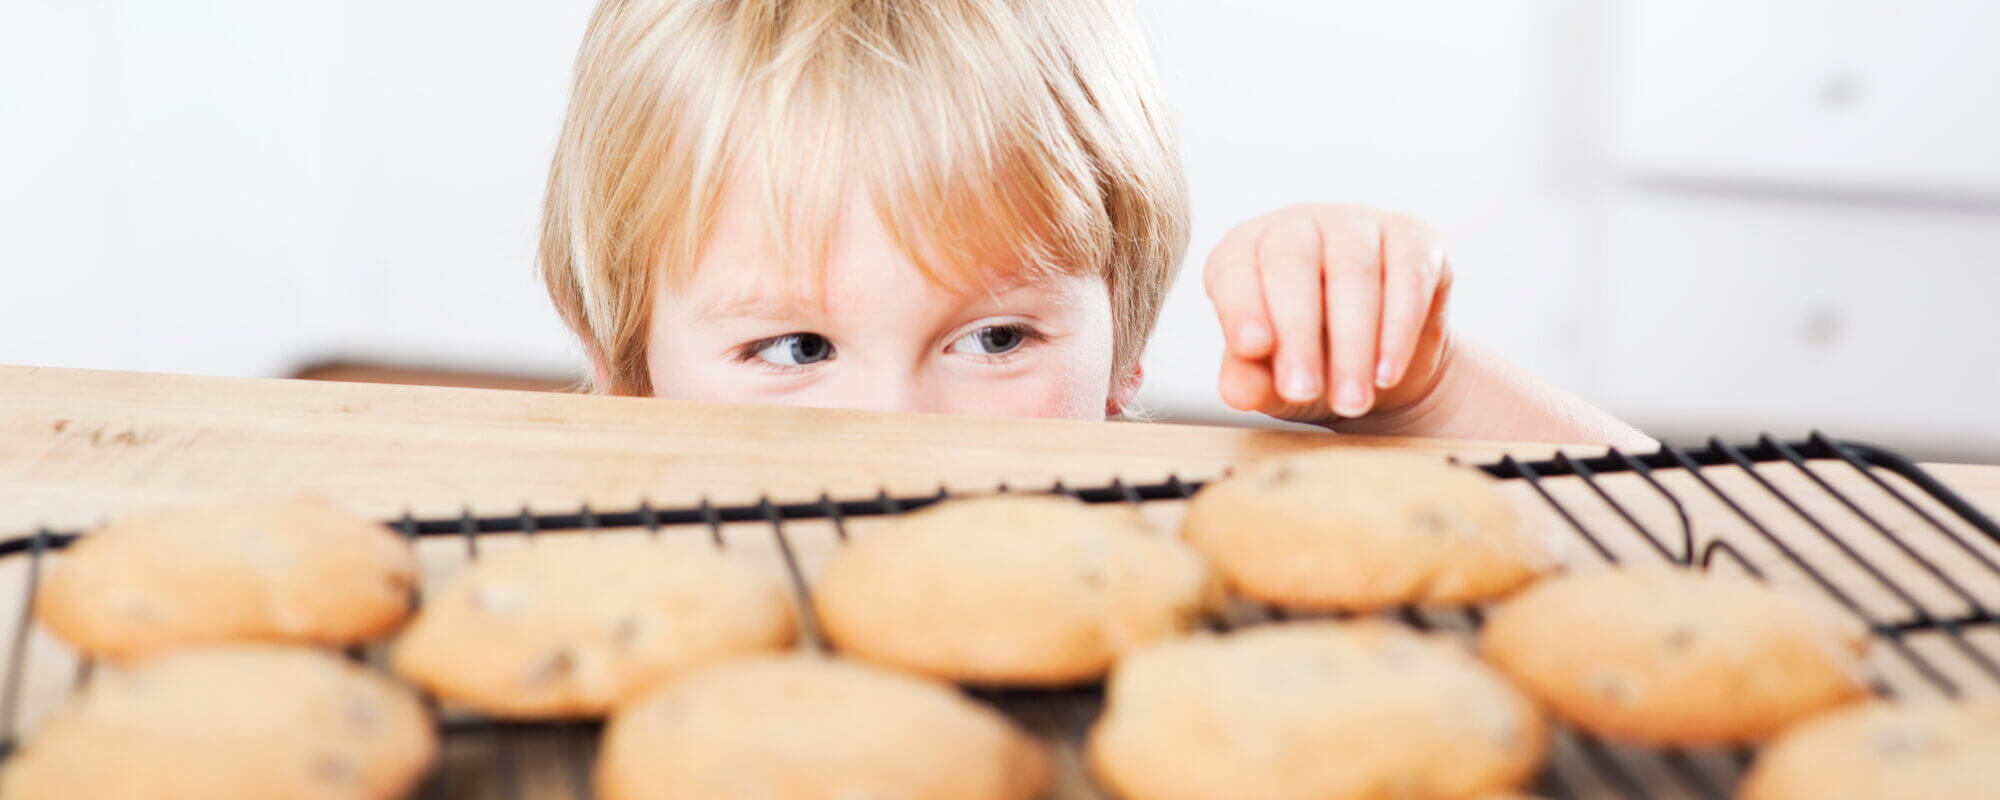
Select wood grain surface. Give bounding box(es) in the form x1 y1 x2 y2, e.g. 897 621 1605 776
0 365 1563 534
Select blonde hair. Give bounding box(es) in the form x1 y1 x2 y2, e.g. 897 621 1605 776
540 0 1189 395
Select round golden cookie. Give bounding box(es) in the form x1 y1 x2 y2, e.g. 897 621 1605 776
390 536 796 718
597 655 1049 800
815 494 1222 686
1738 700 2000 800
37 496 419 660
1 645 437 800
1088 620 1547 800
1479 568 1869 747
1180 448 1552 612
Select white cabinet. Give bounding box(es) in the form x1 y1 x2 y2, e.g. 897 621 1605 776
1614 0 2000 199
1590 190 2000 452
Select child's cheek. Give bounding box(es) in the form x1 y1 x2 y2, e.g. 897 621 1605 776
947 356 1109 421
993 379 1099 420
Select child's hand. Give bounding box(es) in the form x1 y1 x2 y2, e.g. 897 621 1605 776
1204 203 1454 428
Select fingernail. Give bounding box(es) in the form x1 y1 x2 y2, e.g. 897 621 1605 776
1281 367 1319 400
1333 379 1369 417
1375 358 1395 388
1236 320 1270 352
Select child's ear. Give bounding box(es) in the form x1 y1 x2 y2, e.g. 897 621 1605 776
587 348 613 394
1107 363 1144 418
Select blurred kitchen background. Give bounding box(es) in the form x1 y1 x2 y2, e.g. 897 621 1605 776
3 1 1996 461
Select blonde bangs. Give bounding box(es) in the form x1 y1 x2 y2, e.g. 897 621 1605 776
542 0 1188 396
746 2 1115 305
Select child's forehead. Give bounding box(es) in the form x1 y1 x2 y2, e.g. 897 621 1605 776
677 172 1086 319
678 248 1092 325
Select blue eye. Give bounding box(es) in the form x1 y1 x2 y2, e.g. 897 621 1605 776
976 327 1021 353
951 324 1040 356
749 333 834 366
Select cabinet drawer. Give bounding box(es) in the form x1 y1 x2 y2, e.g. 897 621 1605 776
1590 192 2000 442
1614 0 2000 199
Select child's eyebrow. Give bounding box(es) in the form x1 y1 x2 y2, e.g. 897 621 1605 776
686 271 1066 327
689 291 824 325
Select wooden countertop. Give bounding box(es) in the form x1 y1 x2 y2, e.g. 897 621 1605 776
0 365 1548 533
3 365 1996 535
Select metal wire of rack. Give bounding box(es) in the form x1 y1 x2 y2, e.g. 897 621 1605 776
0 432 1996 799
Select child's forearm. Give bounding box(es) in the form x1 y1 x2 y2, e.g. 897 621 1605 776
1329 334 1655 449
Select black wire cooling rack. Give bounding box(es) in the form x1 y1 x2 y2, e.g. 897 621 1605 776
1 432 1997 799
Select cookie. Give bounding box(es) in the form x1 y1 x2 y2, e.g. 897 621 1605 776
36 495 419 660
1479 568 1870 746
1738 700 2000 800
814 494 1222 686
390 536 797 717
1088 620 1547 800
1180 448 1552 611
597 654 1049 800
0 645 436 800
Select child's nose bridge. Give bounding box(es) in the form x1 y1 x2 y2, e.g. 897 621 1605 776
828 362 932 414
867 377 926 414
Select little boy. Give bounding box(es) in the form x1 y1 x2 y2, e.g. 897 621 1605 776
539 0 1649 448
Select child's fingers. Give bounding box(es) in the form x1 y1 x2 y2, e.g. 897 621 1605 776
1375 216 1446 389
1320 214 1382 418
1201 223 1274 360
1216 352 1275 412
1255 220 1328 403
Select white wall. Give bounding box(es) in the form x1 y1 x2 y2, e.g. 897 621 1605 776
3 1 1996 459
1138 0 1608 426
0 0 591 378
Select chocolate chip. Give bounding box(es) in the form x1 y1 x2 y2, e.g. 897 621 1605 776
1265 656 1339 688
1368 638 1422 672
1414 507 1448 534
383 567 417 595
342 690 379 734
1261 462 1294 489
524 648 574 687
114 670 154 695
1384 773 1427 799
610 615 643 650
309 753 359 787
1412 504 1470 538
1663 625 1698 653
1077 534 1111 587
1171 600 1209 632
1587 671 1634 704
1873 728 1938 757
1374 647 1414 671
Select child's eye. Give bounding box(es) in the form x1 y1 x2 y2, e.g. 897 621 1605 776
949 324 1043 357
742 333 835 367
